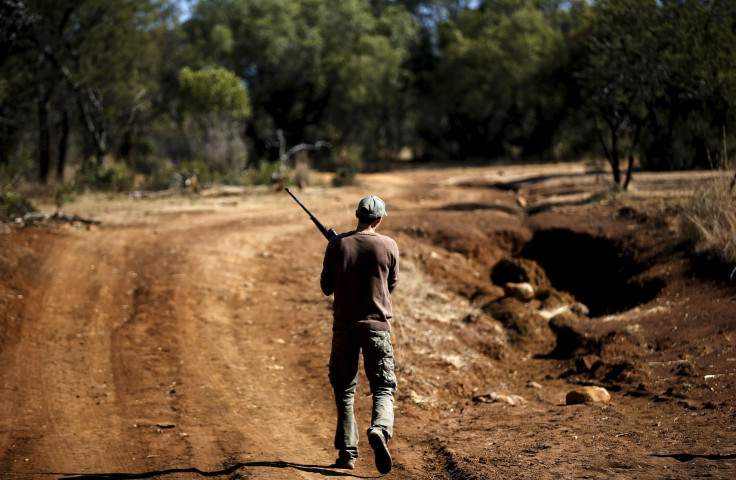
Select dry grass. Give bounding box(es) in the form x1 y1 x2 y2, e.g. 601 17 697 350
390 254 507 406
679 172 736 266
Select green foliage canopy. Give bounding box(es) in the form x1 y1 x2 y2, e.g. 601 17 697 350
178 66 251 120
2 0 736 190
186 0 417 159
576 0 736 185
425 0 565 159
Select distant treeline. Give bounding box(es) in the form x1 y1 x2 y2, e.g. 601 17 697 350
1 0 735 188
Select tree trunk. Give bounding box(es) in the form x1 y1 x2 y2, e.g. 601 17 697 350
41 48 108 168
609 129 621 186
596 119 620 186
119 129 132 161
38 92 51 183
75 85 107 167
623 122 642 191
57 110 69 181
623 151 634 191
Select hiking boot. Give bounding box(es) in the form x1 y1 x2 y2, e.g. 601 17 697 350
368 429 392 474
331 455 356 470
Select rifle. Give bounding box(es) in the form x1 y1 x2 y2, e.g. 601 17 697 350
285 187 337 240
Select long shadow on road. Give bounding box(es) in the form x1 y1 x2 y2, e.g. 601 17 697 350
47 460 381 479
652 453 736 463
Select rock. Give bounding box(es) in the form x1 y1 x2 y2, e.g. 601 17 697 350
503 282 535 302
527 381 543 389
472 392 527 406
538 305 571 320
497 394 527 406
539 289 578 311
566 386 611 405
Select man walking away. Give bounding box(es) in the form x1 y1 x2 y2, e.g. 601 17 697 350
320 195 399 474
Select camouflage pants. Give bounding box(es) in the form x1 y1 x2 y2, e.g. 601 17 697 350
328 329 397 461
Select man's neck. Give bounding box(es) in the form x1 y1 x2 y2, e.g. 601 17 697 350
356 217 381 233
356 223 375 234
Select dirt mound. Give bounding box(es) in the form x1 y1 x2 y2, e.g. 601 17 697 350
572 330 653 386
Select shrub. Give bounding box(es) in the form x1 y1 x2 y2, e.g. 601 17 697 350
332 162 359 187
216 170 247 186
331 148 362 187
679 174 736 266
243 161 280 185
141 160 214 192
82 159 135 192
0 185 36 222
98 161 135 192
144 163 177 191
179 160 213 187
52 182 82 210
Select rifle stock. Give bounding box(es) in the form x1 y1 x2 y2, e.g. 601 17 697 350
285 188 337 240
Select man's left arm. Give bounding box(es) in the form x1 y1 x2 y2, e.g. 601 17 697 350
320 242 335 296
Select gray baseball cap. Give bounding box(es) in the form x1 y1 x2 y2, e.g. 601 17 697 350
356 195 387 218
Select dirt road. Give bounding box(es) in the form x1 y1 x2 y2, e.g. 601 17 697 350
2 165 735 479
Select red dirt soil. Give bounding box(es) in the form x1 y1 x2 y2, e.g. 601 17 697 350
1 163 735 479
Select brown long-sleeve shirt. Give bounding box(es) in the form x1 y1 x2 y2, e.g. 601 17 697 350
320 230 399 331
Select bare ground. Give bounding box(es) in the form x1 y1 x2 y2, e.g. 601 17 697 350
1 163 735 479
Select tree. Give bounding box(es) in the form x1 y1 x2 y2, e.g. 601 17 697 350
179 67 251 121
186 0 417 164
576 0 661 189
577 0 736 187
642 0 736 171
0 0 172 182
178 66 251 172
424 0 565 159
0 0 59 180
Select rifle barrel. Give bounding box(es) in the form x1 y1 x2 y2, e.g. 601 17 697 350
284 188 312 215
285 187 337 240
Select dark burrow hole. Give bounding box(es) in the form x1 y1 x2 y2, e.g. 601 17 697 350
519 229 665 317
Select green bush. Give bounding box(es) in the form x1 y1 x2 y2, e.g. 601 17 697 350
0 185 36 222
144 163 177 191
243 161 280 185
179 160 213 187
52 182 82 209
0 142 36 183
99 161 135 192
332 162 359 187
216 170 247 186
82 159 135 192
331 148 362 187
141 160 213 191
